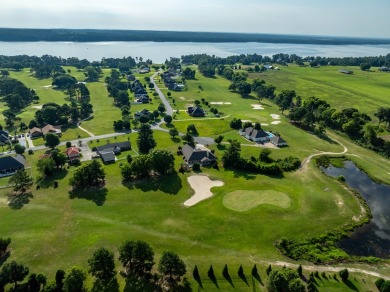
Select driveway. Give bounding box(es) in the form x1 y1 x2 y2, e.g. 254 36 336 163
78 141 95 162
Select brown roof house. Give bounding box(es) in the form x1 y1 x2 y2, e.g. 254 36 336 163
182 144 216 166
29 127 43 138
42 124 62 136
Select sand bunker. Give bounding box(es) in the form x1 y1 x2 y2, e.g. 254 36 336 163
179 96 186 100
32 105 43 110
271 121 281 125
210 102 232 105
184 176 224 207
251 104 264 110
42 85 52 88
262 123 269 126
270 114 281 119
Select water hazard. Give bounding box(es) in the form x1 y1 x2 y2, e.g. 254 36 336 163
322 161 390 258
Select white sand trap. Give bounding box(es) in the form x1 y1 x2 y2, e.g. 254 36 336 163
179 96 186 100
210 102 231 105
32 105 43 109
262 123 269 126
241 120 251 123
251 104 264 110
270 114 281 119
184 175 224 207
271 121 281 125
42 85 52 88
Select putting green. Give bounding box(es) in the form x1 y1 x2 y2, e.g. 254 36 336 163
223 190 291 212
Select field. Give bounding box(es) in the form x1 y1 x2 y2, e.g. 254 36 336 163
1 65 390 291
248 65 390 117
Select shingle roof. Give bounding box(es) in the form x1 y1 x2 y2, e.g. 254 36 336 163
96 141 131 153
101 152 115 163
0 155 26 172
182 144 216 163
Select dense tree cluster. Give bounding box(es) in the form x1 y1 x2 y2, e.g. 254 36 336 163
121 149 175 180
105 69 130 107
136 124 157 154
0 77 38 111
267 267 306 292
222 140 300 175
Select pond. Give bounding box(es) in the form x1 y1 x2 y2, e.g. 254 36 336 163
322 160 390 258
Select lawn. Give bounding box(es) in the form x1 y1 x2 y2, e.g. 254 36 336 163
248 65 390 118
1 64 390 291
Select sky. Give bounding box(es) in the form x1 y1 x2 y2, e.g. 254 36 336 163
1 0 390 38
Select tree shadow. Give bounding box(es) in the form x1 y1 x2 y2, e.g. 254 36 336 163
38 169 68 189
239 273 249 286
232 170 256 180
8 192 33 210
223 270 234 288
252 273 263 286
0 251 10 267
343 279 359 291
123 174 182 195
69 187 108 206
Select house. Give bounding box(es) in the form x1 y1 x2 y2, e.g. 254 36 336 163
379 66 390 72
42 124 61 136
65 146 80 162
135 95 150 104
100 152 116 164
173 84 185 91
95 141 131 164
0 155 26 177
239 127 269 142
270 136 287 147
29 127 43 138
338 68 353 74
0 130 10 144
131 80 148 97
127 74 136 81
182 144 216 166
134 109 151 119
187 106 205 117
139 67 150 74
264 65 273 70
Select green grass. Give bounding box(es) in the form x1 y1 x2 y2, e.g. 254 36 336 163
223 190 291 212
1 65 390 291
249 65 390 118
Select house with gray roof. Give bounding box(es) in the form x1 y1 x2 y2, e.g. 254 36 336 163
0 130 10 144
270 136 287 147
187 106 205 117
239 127 269 142
95 141 131 164
0 155 26 177
182 144 216 166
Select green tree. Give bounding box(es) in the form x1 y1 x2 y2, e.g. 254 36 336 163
1 261 29 289
222 140 241 168
158 251 186 287
164 115 173 125
63 266 87 292
37 157 56 176
84 66 99 81
14 144 25 155
149 149 175 174
289 278 306 292
45 133 60 149
214 135 224 145
360 63 371 71
69 160 105 189
118 240 155 278
339 268 348 281
181 132 194 146
169 128 179 138
88 247 116 282
0 238 11 257
136 124 156 154
55 269 66 290
9 170 33 194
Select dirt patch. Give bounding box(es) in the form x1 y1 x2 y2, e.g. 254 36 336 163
179 96 186 100
184 175 224 207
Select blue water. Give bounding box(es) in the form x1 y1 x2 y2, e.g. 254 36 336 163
1 41 390 63
322 161 390 258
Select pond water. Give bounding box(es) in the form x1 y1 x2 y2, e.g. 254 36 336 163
322 161 390 258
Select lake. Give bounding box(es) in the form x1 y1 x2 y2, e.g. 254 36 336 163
1 41 390 63
322 161 390 258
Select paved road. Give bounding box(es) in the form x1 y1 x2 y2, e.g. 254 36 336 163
151 72 173 116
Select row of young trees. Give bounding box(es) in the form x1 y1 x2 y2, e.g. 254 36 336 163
0 238 188 292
